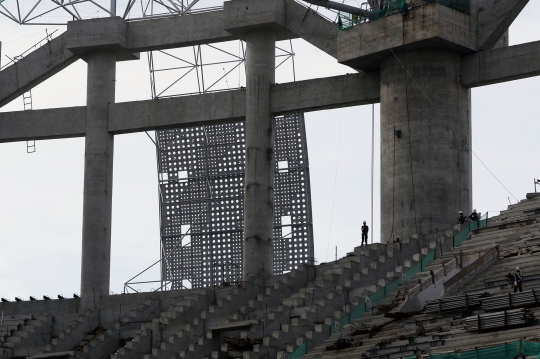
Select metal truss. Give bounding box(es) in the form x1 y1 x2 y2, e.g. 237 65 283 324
147 40 295 99
0 0 216 25
0 0 338 26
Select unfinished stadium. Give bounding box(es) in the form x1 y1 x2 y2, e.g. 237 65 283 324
1 0 540 358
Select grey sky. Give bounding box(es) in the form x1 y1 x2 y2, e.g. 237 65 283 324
0 1 539 299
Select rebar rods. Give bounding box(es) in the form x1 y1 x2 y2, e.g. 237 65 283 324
425 293 486 313
464 308 535 331
481 289 540 311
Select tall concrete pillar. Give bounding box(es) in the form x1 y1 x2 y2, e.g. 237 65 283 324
380 50 472 242
243 30 276 281
80 50 116 308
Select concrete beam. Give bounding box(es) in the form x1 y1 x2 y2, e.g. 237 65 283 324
0 33 78 108
461 41 540 88
338 3 476 71
107 90 247 133
126 11 236 52
0 73 381 142
0 107 86 143
477 0 529 50
283 0 338 58
270 72 380 114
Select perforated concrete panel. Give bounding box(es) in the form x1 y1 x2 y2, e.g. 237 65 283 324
157 113 314 289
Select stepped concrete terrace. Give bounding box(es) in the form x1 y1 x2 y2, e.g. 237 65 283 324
302 194 540 359
0 224 449 358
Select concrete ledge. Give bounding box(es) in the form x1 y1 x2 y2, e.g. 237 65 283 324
0 107 86 143
67 17 138 61
461 41 540 88
223 0 295 40
338 3 476 71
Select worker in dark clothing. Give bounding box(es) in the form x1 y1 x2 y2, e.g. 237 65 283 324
469 209 480 227
361 221 369 246
514 267 523 293
457 211 465 224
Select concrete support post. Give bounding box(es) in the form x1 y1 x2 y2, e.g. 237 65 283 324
80 50 116 308
380 50 472 243
243 30 276 281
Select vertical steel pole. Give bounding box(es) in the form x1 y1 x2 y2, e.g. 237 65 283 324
371 103 374 244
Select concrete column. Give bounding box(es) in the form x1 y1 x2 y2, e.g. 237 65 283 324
380 50 472 242
80 50 116 308
243 30 276 281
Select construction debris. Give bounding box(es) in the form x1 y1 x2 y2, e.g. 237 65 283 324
325 338 354 351
222 336 262 350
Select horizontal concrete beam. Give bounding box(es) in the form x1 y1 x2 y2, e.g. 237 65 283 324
271 72 380 114
0 33 78 108
110 73 380 132
0 107 86 143
0 73 379 142
126 11 236 52
461 41 540 88
477 0 529 50
108 90 246 133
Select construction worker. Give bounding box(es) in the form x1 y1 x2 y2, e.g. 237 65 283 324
468 209 480 227
361 221 369 246
514 267 523 293
457 211 465 224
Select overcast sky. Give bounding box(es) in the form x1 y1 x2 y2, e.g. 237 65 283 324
0 1 539 300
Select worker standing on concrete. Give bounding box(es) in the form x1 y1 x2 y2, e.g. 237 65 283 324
361 221 369 246
468 209 480 227
514 267 523 293
457 211 465 224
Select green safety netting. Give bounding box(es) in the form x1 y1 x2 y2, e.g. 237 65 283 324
280 341 307 359
337 0 468 29
330 250 436 335
521 340 540 356
387 340 540 359
453 218 488 247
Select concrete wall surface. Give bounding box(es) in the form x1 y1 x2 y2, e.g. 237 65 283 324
380 50 472 243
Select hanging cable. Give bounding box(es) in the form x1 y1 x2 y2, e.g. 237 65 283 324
404 61 418 235
325 110 343 261
371 104 375 244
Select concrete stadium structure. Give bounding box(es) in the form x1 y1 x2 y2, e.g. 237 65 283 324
1 0 540 357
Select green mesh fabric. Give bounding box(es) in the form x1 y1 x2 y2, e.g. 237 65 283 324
454 218 488 247
422 250 435 271
430 341 519 359
405 261 422 280
350 301 368 322
337 13 364 30
280 341 307 359
521 340 540 356
336 0 469 25
331 249 437 334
